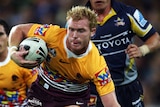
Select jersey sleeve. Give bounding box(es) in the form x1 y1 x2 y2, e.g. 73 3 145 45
90 44 115 96
27 24 66 45
128 9 156 41
93 65 115 96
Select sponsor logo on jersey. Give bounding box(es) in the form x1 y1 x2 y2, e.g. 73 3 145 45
92 30 130 56
133 9 147 27
34 24 50 36
95 67 111 86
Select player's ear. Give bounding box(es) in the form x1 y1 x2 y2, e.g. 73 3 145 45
91 27 96 37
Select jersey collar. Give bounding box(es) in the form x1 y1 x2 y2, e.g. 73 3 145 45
98 8 116 26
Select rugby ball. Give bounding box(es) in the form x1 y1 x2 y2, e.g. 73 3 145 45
19 37 48 64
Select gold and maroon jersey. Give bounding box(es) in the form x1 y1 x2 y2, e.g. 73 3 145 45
27 24 114 96
0 48 38 106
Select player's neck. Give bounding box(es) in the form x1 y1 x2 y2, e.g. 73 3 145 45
96 6 111 22
0 48 8 62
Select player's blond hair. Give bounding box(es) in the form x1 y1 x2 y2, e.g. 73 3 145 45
66 6 97 29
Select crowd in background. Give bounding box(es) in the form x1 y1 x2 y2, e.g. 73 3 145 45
0 0 160 31
0 0 160 106
0 0 87 27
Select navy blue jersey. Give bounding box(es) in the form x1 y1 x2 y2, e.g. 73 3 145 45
90 0 156 86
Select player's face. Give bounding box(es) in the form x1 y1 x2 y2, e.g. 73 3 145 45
66 18 92 55
0 25 8 54
90 0 110 12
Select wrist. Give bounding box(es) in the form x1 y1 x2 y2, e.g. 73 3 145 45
139 45 150 56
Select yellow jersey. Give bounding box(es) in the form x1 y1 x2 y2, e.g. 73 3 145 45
0 48 38 106
28 24 115 96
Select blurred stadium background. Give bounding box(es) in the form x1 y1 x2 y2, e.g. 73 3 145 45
0 0 159 106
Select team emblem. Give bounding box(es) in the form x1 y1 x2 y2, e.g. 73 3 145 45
114 17 125 26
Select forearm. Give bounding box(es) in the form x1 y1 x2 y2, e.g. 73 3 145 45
145 32 160 51
101 91 121 107
140 32 160 56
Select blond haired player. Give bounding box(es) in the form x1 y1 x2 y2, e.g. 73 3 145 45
9 6 120 107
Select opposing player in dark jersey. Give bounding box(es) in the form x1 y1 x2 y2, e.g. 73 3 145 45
8 6 120 107
86 0 160 107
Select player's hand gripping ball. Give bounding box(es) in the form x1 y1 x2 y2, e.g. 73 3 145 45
19 37 48 64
